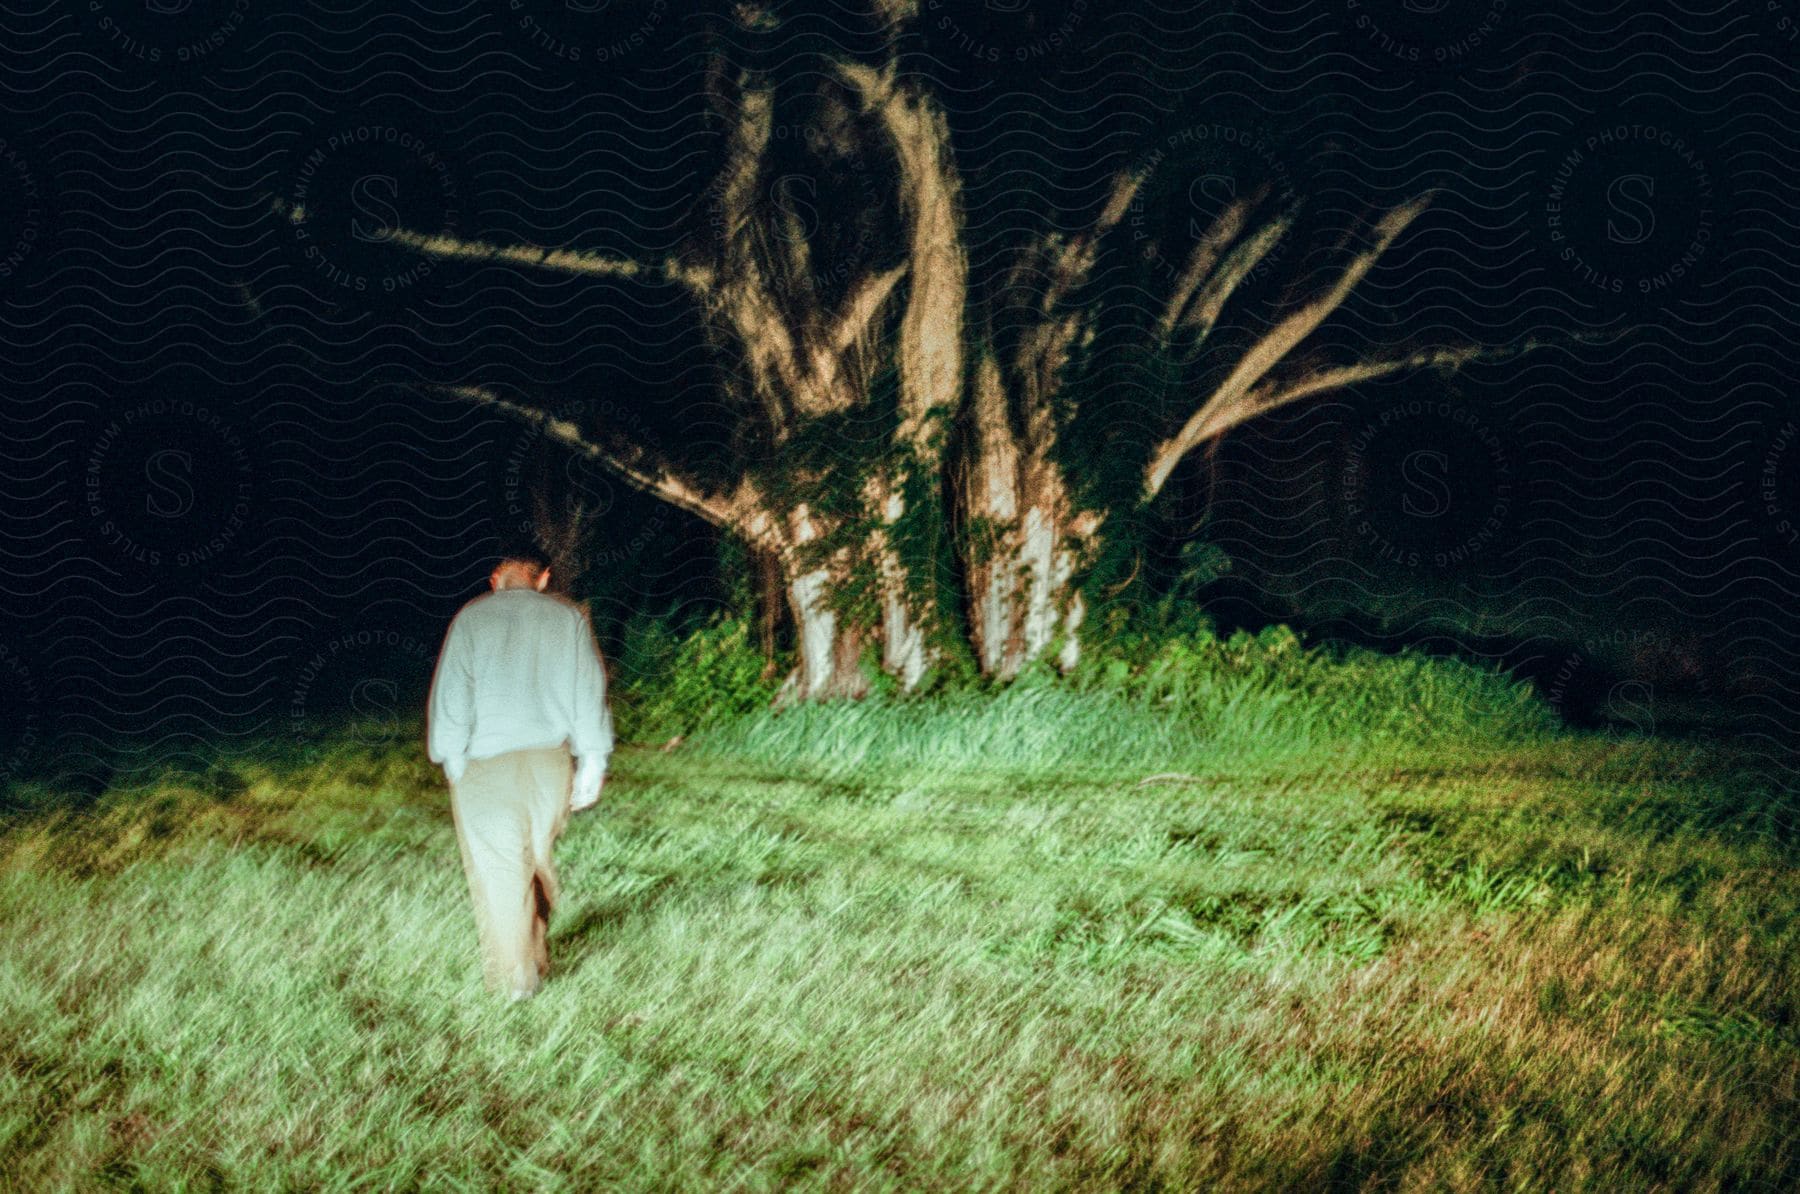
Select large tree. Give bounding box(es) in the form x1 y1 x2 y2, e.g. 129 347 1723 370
279 3 1549 698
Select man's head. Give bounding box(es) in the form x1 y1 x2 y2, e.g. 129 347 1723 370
490 544 552 593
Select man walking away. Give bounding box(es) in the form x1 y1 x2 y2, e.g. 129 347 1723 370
426 545 613 1001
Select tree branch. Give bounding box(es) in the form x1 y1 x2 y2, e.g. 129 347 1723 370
1142 331 1602 498
269 197 713 292
1041 167 1146 316
430 384 765 543
1145 195 1430 496
380 227 714 292
835 58 968 455
708 78 821 432
1245 343 1497 413
869 0 918 24
1159 190 1259 341
828 263 907 357
976 168 1147 456
1247 333 1618 419
1174 201 1297 346
1094 167 1148 240
1001 169 1145 323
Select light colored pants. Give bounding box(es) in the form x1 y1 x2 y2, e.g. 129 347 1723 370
448 745 574 999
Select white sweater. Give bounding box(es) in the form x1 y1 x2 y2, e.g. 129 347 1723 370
426 587 614 773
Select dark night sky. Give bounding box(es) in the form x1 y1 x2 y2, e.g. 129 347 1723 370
1 0 1795 783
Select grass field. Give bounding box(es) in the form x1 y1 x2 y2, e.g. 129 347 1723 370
1 706 1795 1190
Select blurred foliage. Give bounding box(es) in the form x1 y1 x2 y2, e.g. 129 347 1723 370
615 614 783 744
609 534 1556 757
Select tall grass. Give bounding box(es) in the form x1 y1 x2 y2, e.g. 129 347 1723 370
0 619 1791 1189
626 618 1556 778
1 709 1793 1189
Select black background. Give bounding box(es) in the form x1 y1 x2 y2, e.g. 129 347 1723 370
1 0 1794 784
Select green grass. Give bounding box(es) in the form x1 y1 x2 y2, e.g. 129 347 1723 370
0 709 1794 1190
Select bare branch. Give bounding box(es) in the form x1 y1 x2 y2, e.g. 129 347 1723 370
1175 202 1297 345
1002 169 1146 323
829 263 907 357
1142 331 1597 498
796 263 911 425
733 3 782 31
1041 169 1147 317
1158 190 1259 341
836 59 968 454
1244 333 1618 421
1145 195 1431 496
707 79 824 431
431 384 750 539
832 51 893 105
1174 345 1489 450
384 227 714 292
869 0 918 24
973 168 1146 459
1094 167 1148 238
713 78 907 427
270 197 713 291
1245 343 1497 412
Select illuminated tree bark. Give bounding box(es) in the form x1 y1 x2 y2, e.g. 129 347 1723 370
275 5 1558 696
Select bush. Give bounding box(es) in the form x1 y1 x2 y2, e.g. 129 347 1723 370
1071 621 1555 745
604 536 1562 770
615 614 779 744
609 599 1556 773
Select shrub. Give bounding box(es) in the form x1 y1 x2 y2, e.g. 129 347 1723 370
674 620 1552 778
615 614 779 743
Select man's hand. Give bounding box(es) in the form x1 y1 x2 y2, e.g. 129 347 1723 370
570 755 605 812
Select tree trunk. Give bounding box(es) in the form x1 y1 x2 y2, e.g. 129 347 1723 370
774 504 873 701
781 560 870 701
967 484 1097 679
866 470 931 690
753 543 786 680
959 350 1099 679
835 61 970 692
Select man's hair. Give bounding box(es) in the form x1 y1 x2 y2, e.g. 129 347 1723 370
495 542 552 574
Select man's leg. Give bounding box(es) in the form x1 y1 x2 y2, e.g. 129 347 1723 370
449 752 540 998
521 746 575 984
